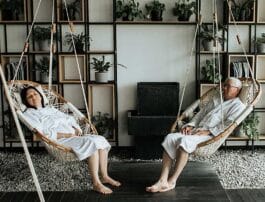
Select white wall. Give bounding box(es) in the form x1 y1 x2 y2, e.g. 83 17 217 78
117 25 196 146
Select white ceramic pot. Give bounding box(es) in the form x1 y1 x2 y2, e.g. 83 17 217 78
202 40 222 51
95 72 109 83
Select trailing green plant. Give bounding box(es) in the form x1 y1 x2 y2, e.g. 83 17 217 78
145 0 165 21
61 0 81 20
64 32 91 53
90 56 127 73
116 0 143 21
240 112 259 140
255 33 265 44
172 0 196 21
230 0 254 21
92 111 113 137
0 0 24 20
33 26 51 42
201 59 222 83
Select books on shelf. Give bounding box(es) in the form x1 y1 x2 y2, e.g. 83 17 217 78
231 61 250 78
5 62 26 80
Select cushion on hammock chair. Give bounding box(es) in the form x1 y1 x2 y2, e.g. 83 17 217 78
238 80 254 105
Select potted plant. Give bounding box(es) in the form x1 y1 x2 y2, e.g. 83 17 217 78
198 24 226 51
90 56 127 83
116 0 143 21
238 112 259 139
255 33 265 53
92 111 113 138
61 0 81 21
145 0 165 21
90 56 112 83
64 32 91 53
32 26 51 51
230 0 254 21
201 59 222 83
34 56 56 83
0 0 24 21
172 0 196 21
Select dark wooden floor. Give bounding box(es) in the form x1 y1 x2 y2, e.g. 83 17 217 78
0 162 264 202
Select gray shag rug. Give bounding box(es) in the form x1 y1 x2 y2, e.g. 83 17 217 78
0 149 265 191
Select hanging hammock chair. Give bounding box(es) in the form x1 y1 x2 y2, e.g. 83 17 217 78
170 78 262 156
169 0 262 156
0 0 97 162
7 80 98 162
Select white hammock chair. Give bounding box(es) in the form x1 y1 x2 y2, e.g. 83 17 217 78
170 0 262 156
7 80 98 162
171 78 262 156
1 0 95 162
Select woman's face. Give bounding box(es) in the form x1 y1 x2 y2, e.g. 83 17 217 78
25 89 42 108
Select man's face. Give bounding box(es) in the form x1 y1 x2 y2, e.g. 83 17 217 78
223 80 240 100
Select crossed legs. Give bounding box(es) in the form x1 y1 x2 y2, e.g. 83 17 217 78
146 147 189 193
88 149 121 194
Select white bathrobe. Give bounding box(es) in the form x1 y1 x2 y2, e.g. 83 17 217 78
23 106 111 160
162 97 246 159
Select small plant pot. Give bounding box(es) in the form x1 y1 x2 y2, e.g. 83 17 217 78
40 72 49 83
202 40 222 51
95 72 109 83
2 9 14 21
36 40 49 51
257 43 265 53
150 10 163 21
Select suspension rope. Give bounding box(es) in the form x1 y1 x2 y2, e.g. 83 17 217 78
177 15 201 119
0 66 45 202
62 0 91 122
48 0 56 93
10 0 43 89
212 0 224 129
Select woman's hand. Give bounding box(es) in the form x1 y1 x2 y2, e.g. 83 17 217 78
181 126 194 135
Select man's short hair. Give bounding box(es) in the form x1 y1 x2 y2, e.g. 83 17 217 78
225 77 242 90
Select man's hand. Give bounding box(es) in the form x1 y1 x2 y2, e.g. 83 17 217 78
181 126 194 135
194 129 211 136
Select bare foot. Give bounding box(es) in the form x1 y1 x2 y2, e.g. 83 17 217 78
102 176 121 187
146 181 168 193
159 182 176 192
93 183 113 194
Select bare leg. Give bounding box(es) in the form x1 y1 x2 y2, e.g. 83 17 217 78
146 151 173 192
98 149 121 187
165 147 189 190
87 151 112 194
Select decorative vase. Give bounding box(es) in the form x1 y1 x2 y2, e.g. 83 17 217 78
95 72 109 83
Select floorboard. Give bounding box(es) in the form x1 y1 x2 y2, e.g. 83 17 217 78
0 161 230 201
226 189 265 202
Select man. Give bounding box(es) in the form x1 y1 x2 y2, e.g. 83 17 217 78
146 77 246 193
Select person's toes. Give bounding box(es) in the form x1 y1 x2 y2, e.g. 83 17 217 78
146 182 167 193
102 176 121 187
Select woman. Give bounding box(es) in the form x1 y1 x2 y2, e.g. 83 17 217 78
21 86 121 194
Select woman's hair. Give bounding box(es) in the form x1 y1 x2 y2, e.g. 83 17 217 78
20 86 45 109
